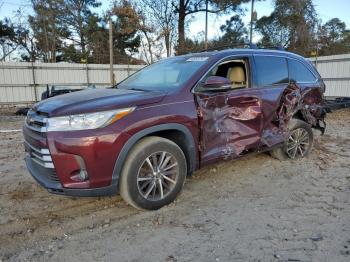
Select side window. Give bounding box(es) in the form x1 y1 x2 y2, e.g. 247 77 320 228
200 58 248 90
288 59 317 83
254 56 289 87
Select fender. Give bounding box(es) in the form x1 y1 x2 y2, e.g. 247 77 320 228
111 123 197 190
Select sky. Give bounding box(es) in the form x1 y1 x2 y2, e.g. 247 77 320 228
1 0 350 41
190 0 350 40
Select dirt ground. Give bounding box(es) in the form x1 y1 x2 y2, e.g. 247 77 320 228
0 109 349 262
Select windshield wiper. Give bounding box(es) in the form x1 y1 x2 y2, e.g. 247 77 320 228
127 87 149 92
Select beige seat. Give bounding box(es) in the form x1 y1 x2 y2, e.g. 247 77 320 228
227 66 246 89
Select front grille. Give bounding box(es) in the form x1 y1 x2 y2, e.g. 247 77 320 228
24 140 54 168
25 110 47 134
49 171 61 182
24 110 60 183
24 141 61 183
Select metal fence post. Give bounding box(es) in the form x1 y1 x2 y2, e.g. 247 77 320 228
109 19 115 86
31 61 38 102
86 63 90 86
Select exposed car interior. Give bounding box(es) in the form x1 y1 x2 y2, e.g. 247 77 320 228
227 66 246 88
208 59 248 89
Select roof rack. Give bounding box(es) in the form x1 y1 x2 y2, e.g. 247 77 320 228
262 45 285 51
199 43 285 52
199 43 256 52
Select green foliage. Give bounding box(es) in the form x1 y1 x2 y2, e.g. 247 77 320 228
0 19 17 61
84 0 142 64
1 0 350 62
174 14 248 54
0 19 15 40
60 0 102 62
28 0 70 62
175 0 249 54
318 18 350 56
3 0 142 63
112 0 142 55
255 0 318 56
218 15 248 45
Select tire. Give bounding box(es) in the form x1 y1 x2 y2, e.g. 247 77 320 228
270 119 314 161
119 136 187 210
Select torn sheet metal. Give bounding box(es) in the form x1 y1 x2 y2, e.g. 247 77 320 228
262 84 326 147
277 84 325 131
196 84 326 161
196 94 262 161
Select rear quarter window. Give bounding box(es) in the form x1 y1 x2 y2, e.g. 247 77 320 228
288 59 317 83
254 56 289 87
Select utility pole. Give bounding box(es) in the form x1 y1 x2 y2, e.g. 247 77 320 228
249 0 255 44
204 0 209 50
31 60 38 102
109 19 114 86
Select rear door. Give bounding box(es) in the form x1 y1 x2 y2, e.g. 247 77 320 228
287 58 324 110
252 55 291 148
194 55 264 165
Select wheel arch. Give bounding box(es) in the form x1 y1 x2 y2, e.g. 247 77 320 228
293 110 307 122
112 123 197 187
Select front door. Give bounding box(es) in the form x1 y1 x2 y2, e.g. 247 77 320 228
194 56 263 165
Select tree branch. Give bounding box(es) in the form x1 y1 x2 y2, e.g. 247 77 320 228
186 8 225 15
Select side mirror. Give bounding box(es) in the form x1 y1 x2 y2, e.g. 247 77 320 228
202 76 232 91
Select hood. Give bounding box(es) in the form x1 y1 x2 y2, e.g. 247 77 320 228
33 88 167 117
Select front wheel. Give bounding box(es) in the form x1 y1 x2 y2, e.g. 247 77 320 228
270 119 314 160
120 136 187 210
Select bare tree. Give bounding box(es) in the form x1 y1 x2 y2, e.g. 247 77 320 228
138 0 177 57
174 0 249 54
12 9 39 62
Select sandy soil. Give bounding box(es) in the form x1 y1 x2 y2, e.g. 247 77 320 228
0 109 349 262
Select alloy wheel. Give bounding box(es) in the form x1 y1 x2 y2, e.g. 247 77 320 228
286 128 310 159
137 151 179 201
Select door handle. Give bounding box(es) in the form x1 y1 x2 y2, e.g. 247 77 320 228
239 98 259 104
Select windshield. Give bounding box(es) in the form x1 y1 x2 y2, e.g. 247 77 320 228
118 56 208 91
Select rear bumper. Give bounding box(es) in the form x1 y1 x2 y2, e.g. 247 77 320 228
25 156 118 197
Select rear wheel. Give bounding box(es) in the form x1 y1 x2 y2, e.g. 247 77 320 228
120 136 187 210
270 119 314 160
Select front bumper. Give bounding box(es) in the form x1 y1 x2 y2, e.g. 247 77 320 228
25 156 118 196
23 109 131 197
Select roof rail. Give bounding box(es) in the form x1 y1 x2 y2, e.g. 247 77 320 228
260 45 285 51
199 43 257 52
199 43 285 52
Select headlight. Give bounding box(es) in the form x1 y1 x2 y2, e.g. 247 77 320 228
46 107 135 132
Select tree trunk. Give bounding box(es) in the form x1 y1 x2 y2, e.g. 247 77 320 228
143 30 154 64
80 32 86 54
177 0 186 55
77 7 86 55
164 30 171 57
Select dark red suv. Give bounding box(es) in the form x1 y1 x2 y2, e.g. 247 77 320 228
23 48 326 210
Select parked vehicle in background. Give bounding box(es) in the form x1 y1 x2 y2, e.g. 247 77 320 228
23 47 326 210
15 85 96 116
41 85 97 100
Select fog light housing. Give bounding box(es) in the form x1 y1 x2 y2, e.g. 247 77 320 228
79 170 88 181
71 169 89 182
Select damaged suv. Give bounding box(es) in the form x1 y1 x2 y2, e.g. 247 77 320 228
23 48 326 210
